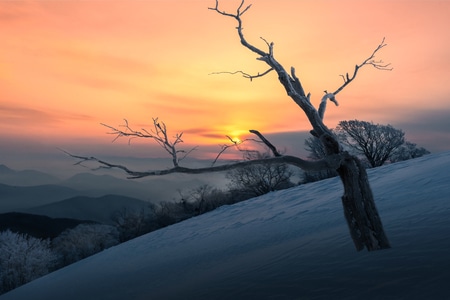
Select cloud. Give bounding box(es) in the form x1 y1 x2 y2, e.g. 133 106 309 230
0 105 56 123
393 109 450 152
0 104 94 128
395 109 450 133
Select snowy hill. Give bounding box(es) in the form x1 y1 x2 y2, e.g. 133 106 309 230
2 152 450 300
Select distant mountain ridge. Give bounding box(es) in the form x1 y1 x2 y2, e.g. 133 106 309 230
0 164 225 222
0 183 90 213
59 172 162 201
0 164 59 186
24 194 153 225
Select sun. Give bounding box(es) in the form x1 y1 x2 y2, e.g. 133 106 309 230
231 136 241 144
228 130 247 144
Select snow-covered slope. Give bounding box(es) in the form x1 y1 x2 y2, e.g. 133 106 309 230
2 152 450 300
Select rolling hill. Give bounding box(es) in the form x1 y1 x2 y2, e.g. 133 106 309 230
24 194 153 225
0 183 88 213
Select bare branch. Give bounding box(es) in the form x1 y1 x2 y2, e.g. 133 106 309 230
61 148 343 179
211 136 243 166
208 0 267 57
332 37 392 96
318 92 339 120
211 135 264 166
249 129 281 157
101 118 197 167
209 69 273 81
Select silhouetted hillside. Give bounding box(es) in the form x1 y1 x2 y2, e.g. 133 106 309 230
0 212 95 239
60 173 158 201
0 183 91 213
25 194 154 225
60 172 214 202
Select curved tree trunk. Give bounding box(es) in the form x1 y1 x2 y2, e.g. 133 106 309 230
337 153 391 250
321 133 391 251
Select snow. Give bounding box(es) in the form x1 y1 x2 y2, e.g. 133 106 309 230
2 152 450 300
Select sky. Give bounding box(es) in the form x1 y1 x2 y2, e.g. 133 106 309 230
1 0 450 174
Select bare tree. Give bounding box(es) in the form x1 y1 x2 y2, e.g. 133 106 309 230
208 0 391 251
66 1 393 251
102 118 198 168
112 207 154 242
307 120 429 168
336 120 405 167
226 151 294 197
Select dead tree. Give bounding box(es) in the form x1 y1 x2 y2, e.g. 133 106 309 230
208 0 391 251
65 1 392 251
101 118 198 168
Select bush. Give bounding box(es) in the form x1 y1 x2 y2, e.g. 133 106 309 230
0 230 56 294
52 224 119 267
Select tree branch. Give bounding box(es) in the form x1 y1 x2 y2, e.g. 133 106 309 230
332 37 392 96
249 129 281 157
60 148 343 179
211 135 244 166
318 38 391 120
208 0 268 57
101 118 197 167
209 69 274 81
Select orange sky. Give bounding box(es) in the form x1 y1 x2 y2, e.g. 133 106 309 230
1 0 450 170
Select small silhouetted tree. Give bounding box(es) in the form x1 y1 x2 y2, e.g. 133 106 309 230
306 121 429 169
336 120 405 167
226 151 294 197
112 207 155 242
180 184 231 214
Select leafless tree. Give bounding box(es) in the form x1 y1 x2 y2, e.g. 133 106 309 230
102 118 198 168
66 1 393 251
226 151 294 197
208 0 391 251
112 207 154 242
336 120 405 167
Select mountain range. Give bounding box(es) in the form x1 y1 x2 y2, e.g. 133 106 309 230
0 164 221 221
0 165 59 186
24 194 153 225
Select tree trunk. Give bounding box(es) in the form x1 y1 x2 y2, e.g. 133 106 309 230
321 133 391 251
338 153 391 250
